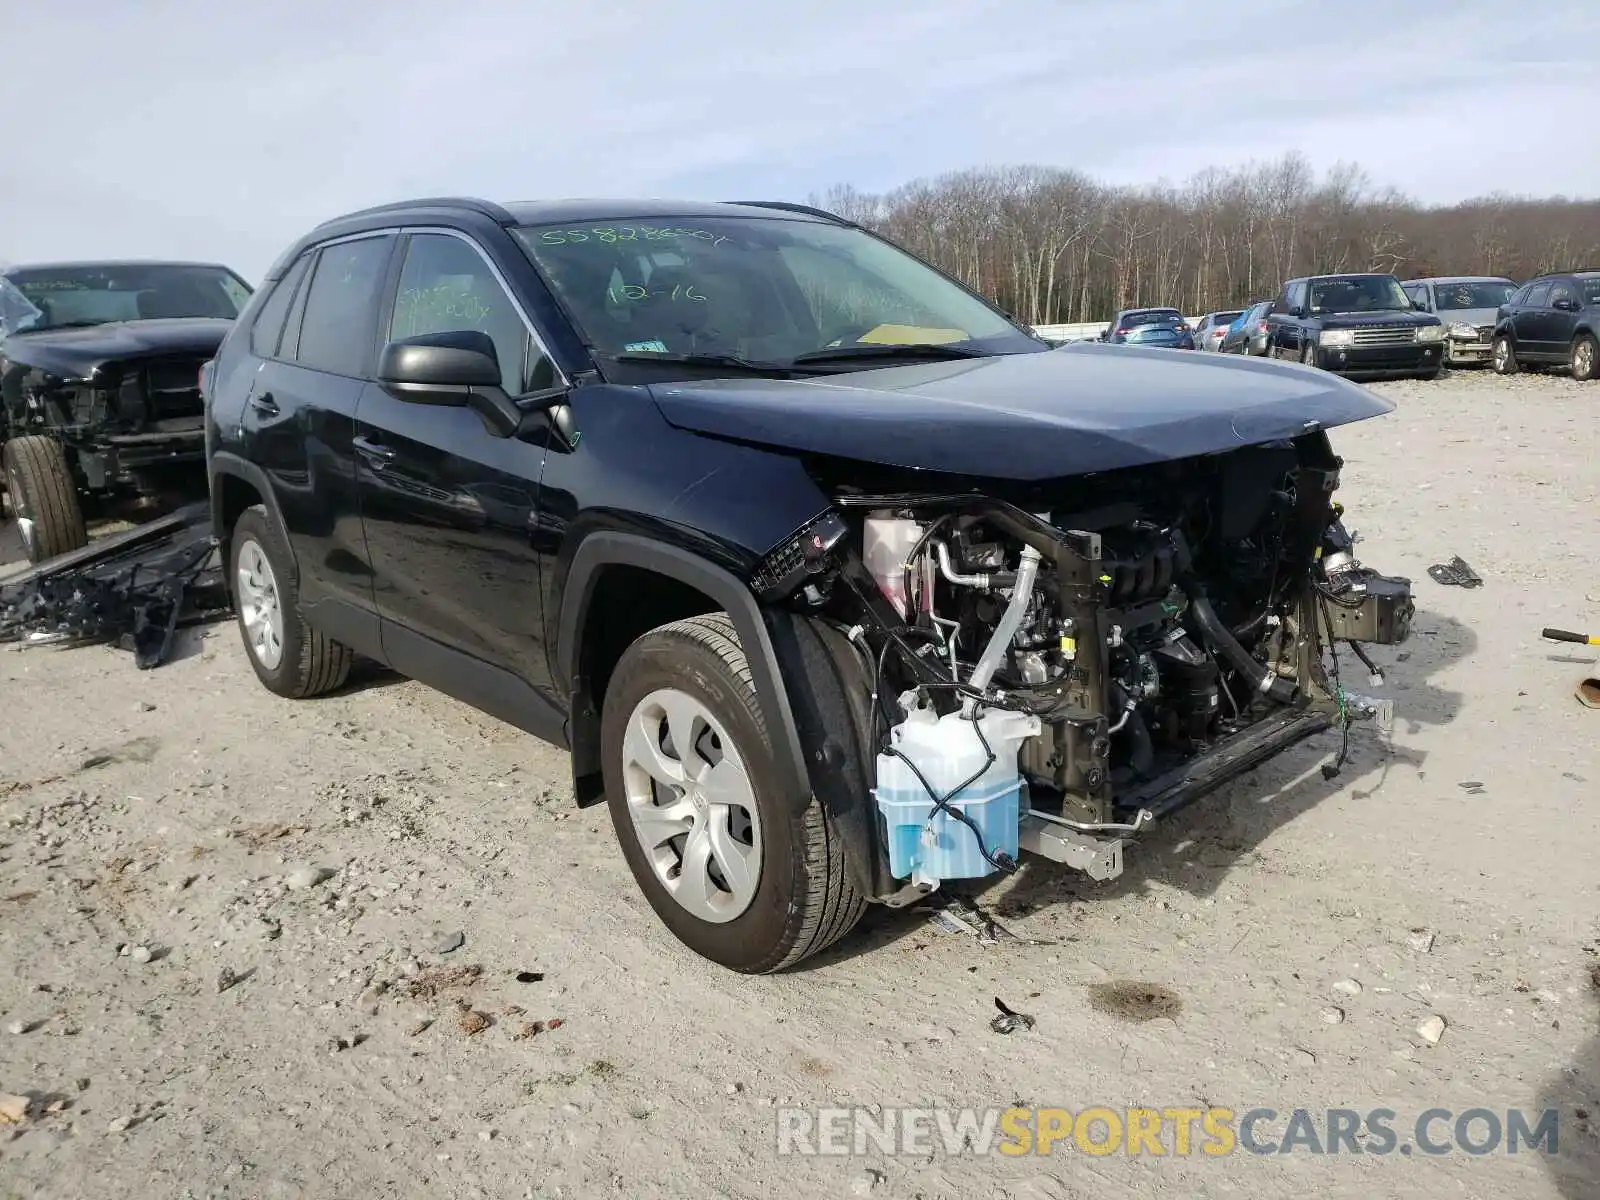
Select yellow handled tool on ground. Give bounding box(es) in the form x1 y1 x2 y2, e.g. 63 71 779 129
1542 628 1600 646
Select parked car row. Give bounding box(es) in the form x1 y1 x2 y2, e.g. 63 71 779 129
1183 266 1600 384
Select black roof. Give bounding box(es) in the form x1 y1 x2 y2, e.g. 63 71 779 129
3 258 240 275
318 196 843 231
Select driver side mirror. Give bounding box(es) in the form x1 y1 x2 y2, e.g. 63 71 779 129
1554 298 1580 312
378 330 527 439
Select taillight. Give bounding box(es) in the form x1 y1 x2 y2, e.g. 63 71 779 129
1257 321 1267 332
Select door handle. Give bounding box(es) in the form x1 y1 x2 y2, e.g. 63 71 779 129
249 392 279 416
353 435 396 465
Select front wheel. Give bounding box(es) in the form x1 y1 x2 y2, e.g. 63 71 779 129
2 435 87 564
1571 333 1598 382
1492 335 1519 375
1300 341 1319 369
601 612 866 973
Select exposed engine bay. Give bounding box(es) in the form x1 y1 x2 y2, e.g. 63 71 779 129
759 428 1414 895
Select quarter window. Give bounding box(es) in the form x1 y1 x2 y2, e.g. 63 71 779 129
249 253 311 358
294 236 393 377
389 233 554 394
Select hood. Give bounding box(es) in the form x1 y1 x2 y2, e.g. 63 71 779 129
1316 310 1435 330
1435 308 1500 329
0 317 233 379
646 343 1395 481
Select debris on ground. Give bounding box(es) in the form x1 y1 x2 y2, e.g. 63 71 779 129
989 996 1035 1034
1458 780 1485 795
457 1010 492 1036
1427 555 1483 588
216 967 243 994
0 1094 29 1124
401 965 482 1001
1321 1006 1346 1025
921 895 1053 946
431 931 465 955
1417 1015 1447 1046
1408 928 1436 953
0 503 229 668
514 970 544 983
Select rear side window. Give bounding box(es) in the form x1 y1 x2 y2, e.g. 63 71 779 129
249 254 311 358
1550 280 1578 307
293 236 393 377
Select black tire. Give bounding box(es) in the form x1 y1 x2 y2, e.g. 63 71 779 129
601 612 866 973
2 435 87 564
1492 334 1519 376
227 504 352 698
1419 368 1442 382
1570 333 1598 383
1300 340 1319 369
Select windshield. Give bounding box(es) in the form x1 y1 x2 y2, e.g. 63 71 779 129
1431 281 1516 311
0 263 252 334
1308 275 1411 314
511 217 1039 366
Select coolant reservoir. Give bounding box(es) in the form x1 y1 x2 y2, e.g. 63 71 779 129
874 697 1041 883
863 516 933 618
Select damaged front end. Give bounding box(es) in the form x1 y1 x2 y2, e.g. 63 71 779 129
753 428 1413 895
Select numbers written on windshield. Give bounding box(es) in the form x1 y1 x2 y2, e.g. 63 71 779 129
608 284 707 303
538 227 729 247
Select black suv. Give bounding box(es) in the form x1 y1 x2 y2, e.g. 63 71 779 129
1489 270 1600 381
1264 273 1445 380
206 197 1411 973
0 260 253 562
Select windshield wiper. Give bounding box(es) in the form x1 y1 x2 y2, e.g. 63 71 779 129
789 343 988 365
605 351 794 374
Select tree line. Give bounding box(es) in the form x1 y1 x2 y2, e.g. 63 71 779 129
809 151 1600 325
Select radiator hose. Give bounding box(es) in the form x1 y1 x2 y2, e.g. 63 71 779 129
1108 681 1154 775
1186 586 1299 706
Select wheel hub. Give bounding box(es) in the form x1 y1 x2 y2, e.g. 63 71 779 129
619 687 763 924
235 538 285 671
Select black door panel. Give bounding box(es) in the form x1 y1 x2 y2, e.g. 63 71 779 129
355 389 554 704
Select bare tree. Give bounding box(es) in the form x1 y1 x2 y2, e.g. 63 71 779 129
812 155 1600 320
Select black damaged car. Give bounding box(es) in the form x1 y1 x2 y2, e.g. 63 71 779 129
0 260 253 562
1264 272 1445 380
206 197 1413 973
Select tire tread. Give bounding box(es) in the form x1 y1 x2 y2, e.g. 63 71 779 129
4 435 87 561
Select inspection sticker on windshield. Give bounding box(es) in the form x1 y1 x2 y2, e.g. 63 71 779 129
624 340 669 353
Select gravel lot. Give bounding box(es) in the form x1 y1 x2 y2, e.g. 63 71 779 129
1 369 1596 1200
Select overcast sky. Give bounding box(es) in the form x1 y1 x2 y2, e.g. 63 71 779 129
2 0 1594 281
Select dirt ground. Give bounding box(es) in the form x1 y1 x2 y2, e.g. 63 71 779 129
1 369 1597 1200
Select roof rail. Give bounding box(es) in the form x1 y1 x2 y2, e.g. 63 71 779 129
316 196 515 228
726 200 851 225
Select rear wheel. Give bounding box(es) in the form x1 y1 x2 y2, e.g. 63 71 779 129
601 612 866 973
228 505 353 698
1571 334 1598 382
1492 334 1519 375
2 435 87 564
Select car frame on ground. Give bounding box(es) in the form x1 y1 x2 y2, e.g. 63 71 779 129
1192 309 1245 352
1488 270 1600 381
1218 300 1272 356
1263 272 1445 380
0 260 252 562
205 195 1413 973
1100 307 1195 348
1400 275 1518 369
